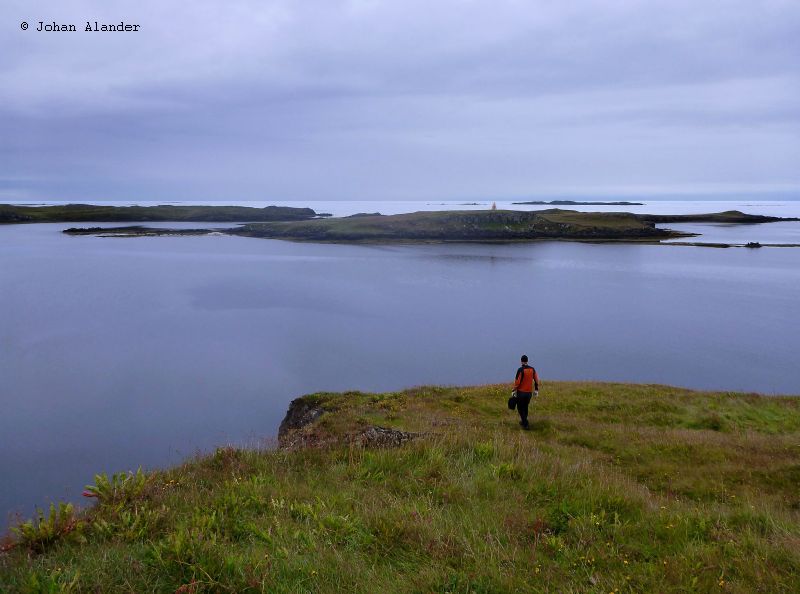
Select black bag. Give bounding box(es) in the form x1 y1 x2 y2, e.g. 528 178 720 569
508 391 518 410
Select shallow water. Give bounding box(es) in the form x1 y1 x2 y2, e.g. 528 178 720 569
1 204 799 525
663 221 800 244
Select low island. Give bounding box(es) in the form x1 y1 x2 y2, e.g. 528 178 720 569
0 203 324 224
2 382 799 592
2 203 797 246
58 207 799 246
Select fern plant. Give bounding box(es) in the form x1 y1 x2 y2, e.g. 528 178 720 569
83 467 147 505
12 502 83 552
93 505 160 541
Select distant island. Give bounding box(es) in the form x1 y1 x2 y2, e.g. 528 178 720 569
512 200 644 205
0 203 324 224
2 203 797 246
58 207 799 245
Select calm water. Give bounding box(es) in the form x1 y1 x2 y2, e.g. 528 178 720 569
2 203 799 525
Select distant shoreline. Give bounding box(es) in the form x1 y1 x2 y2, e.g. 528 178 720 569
51 206 800 246
2 203 797 246
0 203 324 225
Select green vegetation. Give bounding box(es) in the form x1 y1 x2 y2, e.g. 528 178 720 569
2 382 799 592
10 503 83 555
83 469 147 505
0 204 320 224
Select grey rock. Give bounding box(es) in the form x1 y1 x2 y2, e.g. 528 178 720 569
350 426 423 448
278 398 328 449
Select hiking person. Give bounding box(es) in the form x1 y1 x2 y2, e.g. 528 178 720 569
512 355 539 429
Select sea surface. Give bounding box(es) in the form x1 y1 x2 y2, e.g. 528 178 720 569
1 199 799 526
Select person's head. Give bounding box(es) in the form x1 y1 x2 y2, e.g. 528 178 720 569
520 355 528 364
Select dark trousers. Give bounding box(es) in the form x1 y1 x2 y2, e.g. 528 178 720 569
516 392 532 427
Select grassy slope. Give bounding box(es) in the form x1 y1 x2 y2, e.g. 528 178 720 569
0 204 318 223
2 382 799 593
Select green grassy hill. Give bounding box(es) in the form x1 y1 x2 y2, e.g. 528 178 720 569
2 382 799 593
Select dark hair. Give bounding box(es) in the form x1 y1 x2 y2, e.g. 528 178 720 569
521 355 528 363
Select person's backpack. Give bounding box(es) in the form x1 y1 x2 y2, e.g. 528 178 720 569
508 391 517 410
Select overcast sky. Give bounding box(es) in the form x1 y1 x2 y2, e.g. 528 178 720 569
1 0 799 202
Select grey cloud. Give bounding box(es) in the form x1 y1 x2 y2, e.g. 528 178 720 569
0 0 798 201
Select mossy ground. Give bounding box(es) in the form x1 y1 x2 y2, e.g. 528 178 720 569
2 382 799 593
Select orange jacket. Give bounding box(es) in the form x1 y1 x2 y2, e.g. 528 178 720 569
514 365 539 392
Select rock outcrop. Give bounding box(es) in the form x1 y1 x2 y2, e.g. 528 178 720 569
277 397 329 449
350 425 422 448
277 396 424 450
